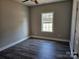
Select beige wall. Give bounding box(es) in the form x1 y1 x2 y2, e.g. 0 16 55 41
30 1 72 40
0 0 29 47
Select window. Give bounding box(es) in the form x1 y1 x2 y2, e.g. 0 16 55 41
41 12 54 32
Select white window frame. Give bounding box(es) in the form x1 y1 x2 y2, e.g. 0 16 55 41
41 12 54 32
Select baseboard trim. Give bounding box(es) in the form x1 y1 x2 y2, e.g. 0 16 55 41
30 35 69 42
0 36 30 52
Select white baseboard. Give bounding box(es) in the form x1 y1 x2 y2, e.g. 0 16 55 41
0 36 30 52
30 35 69 42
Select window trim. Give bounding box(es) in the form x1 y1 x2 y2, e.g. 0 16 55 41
41 12 54 33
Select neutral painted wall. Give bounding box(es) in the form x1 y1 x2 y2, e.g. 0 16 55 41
0 0 29 48
30 1 72 40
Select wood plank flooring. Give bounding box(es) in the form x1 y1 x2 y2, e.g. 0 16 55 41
0 38 72 59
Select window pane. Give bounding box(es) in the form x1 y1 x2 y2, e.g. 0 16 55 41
41 12 54 32
42 23 52 32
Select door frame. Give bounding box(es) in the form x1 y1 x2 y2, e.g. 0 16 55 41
70 0 79 59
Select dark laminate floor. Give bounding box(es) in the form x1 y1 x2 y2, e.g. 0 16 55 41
0 38 72 59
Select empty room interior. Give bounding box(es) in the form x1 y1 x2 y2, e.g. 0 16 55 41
0 0 79 59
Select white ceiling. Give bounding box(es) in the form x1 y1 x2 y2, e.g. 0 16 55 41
14 0 67 6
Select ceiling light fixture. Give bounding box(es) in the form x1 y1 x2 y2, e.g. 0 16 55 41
22 0 38 4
